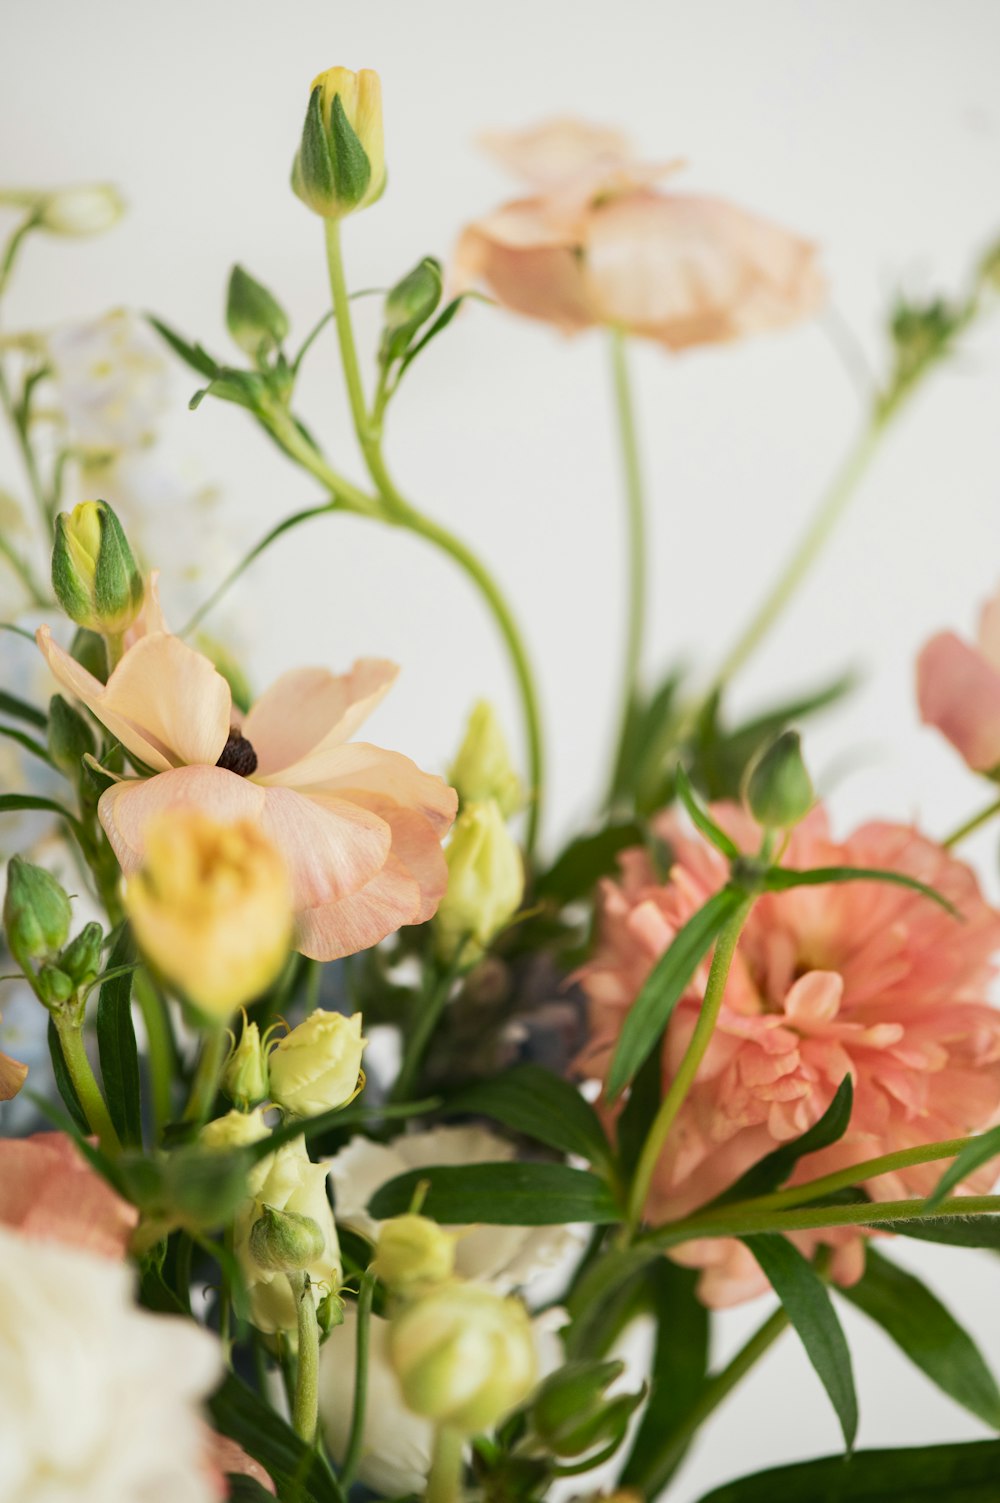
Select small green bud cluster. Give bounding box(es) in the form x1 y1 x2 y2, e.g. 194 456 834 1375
3 856 103 1009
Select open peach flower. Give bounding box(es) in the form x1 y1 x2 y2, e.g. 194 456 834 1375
917 585 1000 773
36 624 457 961
454 118 825 350
578 806 1000 1306
0 1131 137 1258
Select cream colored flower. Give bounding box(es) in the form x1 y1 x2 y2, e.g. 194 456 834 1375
268 1009 365 1117
434 800 523 963
236 1137 341 1335
47 310 169 453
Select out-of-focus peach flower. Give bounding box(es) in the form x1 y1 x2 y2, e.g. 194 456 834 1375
917 587 1000 773
36 623 456 961
0 1012 28 1101
0 1132 137 1258
203 1432 276 1497
454 119 824 351
578 806 1000 1306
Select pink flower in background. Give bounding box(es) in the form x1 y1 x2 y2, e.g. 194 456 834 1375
203 1433 275 1497
36 625 456 962
579 806 1000 1306
453 118 825 351
0 1132 137 1258
917 586 1000 773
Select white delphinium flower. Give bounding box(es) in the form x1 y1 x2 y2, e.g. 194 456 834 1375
0 1223 222 1502
47 310 169 453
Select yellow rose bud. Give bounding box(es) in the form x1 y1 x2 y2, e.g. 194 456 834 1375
51 500 144 637
268 1009 365 1118
125 813 293 1021
291 67 385 219
449 701 523 817
388 1283 536 1433
223 1014 270 1110
434 801 524 965
371 1214 457 1294
35 184 125 236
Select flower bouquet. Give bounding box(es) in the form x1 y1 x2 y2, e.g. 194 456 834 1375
4 64 1000 1503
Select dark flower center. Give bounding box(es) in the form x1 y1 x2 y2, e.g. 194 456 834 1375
216 728 258 777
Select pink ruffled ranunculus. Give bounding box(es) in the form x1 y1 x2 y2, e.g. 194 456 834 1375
917 587 1000 773
0 1131 137 1258
454 119 825 351
36 621 457 962
578 806 1000 1306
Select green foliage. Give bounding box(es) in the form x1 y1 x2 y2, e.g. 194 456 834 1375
710 1077 854 1209
926 1122 1000 1211
369 1160 621 1225
96 929 143 1149
439 1062 613 1172
695 1438 1000 1502
209 1373 341 1503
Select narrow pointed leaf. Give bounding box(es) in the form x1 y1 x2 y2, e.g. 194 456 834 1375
147 315 220 379
760 865 958 917
620 1262 710 1493
0 722 52 764
368 1161 621 1225
695 1438 1000 1502
711 1077 854 1208
675 765 741 858
46 1019 89 1134
96 929 142 1148
742 1233 857 1451
925 1122 1000 1211
0 793 85 837
209 1372 340 1503
535 820 644 904
889 1215 1000 1250
440 1063 613 1170
0 688 47 729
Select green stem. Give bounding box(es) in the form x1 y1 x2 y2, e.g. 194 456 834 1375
943 794 1000 850
0 529 48 607
323 221 546 858
606 329 647 806
627 898 753 1232
628 1307 789 1496
52 1008 122 1153
340 1269 376 1487
391 965 456 1104
289 1272 321 1445
646 1193 1000 1248
426 1425 464 1503
134 970 176 1141
182 1025 229 1127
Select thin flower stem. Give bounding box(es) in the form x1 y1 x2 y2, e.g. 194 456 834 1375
943 794 1000 850
391 962 458 1105
133 970 176 1140
606 329 647 806
52 1009 122 1153
426 1425 464 1503
0 360 51 533
628 1307 789 1496
340 1269 376 1488
182 1025 229 1127
323 220 546 858
289 1272 321 1445
0 529 48 607
646 1193 1000 1248
627 897 754 1233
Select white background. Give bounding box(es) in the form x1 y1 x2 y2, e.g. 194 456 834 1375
4 1 1000 1496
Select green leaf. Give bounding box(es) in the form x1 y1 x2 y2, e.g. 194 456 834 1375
252 1096 440 1161
46 1018 89 1134
439 1063 613 1170
147 315 220 379
841 1247 1000 1429
607 886 744 1098
368 1161 621 1225
742 1233 857 1451
96 929 142 1149
209 1372 339 1503
226 1478 278 1503
0 721 52 765
0 688 47 729
889 1216 1000 1250
0 792 85 837
620 1261 710 1493
330 92 372 207
563 1243 660 1359
694 1438 1000 1502
616 1047 663 1177
925 1122 1000 1211
397 293 483 378
675 765 741 858
535 820 644 904
190 368 271 414
760 864 958 918
711 1077 854 1208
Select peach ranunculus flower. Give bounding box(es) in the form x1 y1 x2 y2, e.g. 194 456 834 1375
917 585 1000 774
0 1131 137 1258
35 615 457 962
453 119 825 350
577 806 1000 1307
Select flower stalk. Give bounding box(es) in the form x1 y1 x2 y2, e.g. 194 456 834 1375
606 328 648 806
289 1270 321 1445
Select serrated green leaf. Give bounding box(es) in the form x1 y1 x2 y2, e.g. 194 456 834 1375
841 1248 1000 1429
925 1122 1000 1211
368 1161 621 1225
711 1077 854 1209
743 1233 857 1451
760 865 958 917
439 1063 613 1170
96 929 142 1149
695 1438 1000 1502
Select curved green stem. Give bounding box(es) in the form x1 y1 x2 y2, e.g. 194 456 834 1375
391 962 458 1105
627 897 753 1232
134 970 177 1140
182 1025 229 1127
52 1008 121 1153
606 329 647 806
0 529 48 607
646 1193 1000 1248
426 1424 464 1503
340 1269 376 1487
943 794 1000 850
289 1271 321 1445
323 221 546 856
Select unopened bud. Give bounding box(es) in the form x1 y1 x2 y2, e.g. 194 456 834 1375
380 258 443 363
449 701 523 816
435 800 524 965
268 1009 365 1118
372 1214 457 1293
48 694 96 777
531 1359 642 1458
51 501 144 636
36 184 125 237
250 1204 327 1274
745 730 814 830
3 856 72 973
226 265 289 360
70 628 109 683
318 1288 346 1337
291 67 385 220
223 1015 270 1110
35 963 74 1007
59 921 104 988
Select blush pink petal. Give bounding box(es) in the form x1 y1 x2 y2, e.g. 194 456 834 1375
243 660 399 777
978 588 1000 672
124 569 169 645
478 119 633 187
37 626 231 771
454 210 595 335
204 1433 275 1496
917 631 1000 772
297 854 421 961
276 741 457 833
0 1048 28 1100
0 1132 137 1258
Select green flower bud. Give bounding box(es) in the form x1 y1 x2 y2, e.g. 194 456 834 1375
449 701 523 817
380 258 443 364
35 963 74 1006
318 1288 346 1338
52 501 144 636
372 1214 457 1294
249 1203 327 1274
291 67 386 220
70 628 109 683
59 921 104 988
48 694 96 777
223 1016 269 1110
531 1359 642 1458
745 730 814 830
226 265 289 360
434 800 524 965
3 856 72 972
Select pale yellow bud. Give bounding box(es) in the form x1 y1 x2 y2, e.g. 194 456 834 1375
388 1283 536 1433
372 1214 457 1294
434 801 524 965
223 1015 269 1110
291 67 386 220
36 184 125 236
125 813 293 1021
200 1105 272 1152
268 1009 365 1118
449 702 523 817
